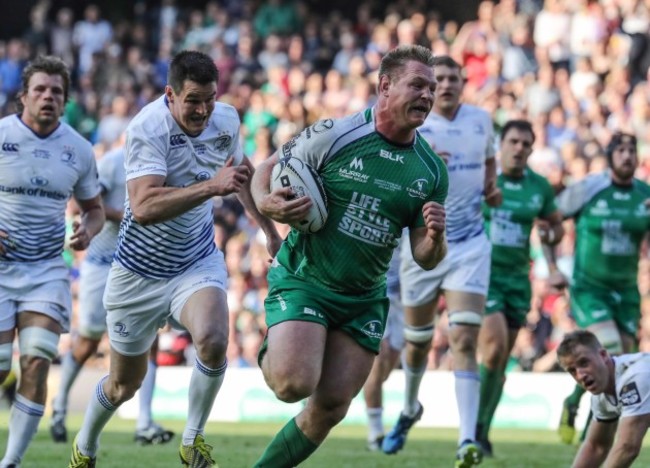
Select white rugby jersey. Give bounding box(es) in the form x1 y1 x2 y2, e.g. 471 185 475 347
85 147 126 265
115 96 243 279
591 353 650 422
0 115 99 262
418 104 495 242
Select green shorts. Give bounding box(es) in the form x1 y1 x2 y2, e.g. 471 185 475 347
485 273 531 329
262 264 389 356
570 283 640 336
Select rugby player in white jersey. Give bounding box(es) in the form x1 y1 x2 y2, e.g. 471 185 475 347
0 55 104 468
68 50 282 467
558 330 650 468
50 145 173 446
383 55 502 468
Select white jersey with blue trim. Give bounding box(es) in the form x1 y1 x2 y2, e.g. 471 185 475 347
85 147 126 265
0 115 99 262
115 96 243 279
591 353 650 422
418 104 494 242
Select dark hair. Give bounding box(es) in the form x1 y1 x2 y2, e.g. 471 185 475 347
378 45 435 82
20 55 70 102
432 55 461 70
557 330 603 360
606 131 637 167
501 119 536 144
168 50 219 94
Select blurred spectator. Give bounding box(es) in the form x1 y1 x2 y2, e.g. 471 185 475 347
72 4 112 75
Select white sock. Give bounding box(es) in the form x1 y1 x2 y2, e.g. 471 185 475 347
366 407 384 441
76 376 118 457
455 370 480 443
52 351 83 415
0 394 44 466
137 360 156 430
402 353 426 417
182 358 227 445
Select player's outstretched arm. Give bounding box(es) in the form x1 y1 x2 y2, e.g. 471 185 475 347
572 419 616 468
69 195 105 250
236 157 283 257
409 201 447 270
250 153 312 225
128 157 250 225
603 414 650 468
484 157 502 207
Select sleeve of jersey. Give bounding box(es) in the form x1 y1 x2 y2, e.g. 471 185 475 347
125 128 167 182
556 180 587 219
279 119 335 170
73 147 101 201
619 371 650 419
432 160 449 205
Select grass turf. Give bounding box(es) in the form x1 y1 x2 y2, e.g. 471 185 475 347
3 412 649 467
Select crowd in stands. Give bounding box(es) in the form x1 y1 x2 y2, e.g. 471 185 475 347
3 0 650 371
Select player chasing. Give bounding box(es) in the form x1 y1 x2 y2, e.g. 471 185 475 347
50 145 173 446
557 330 650 468
250 44 448 468
383 55 501 468
476 120 564 455
0 55 105 468
67 50 281 467
551 132 650 445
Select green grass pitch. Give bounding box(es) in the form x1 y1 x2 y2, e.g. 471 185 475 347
3 412 650 467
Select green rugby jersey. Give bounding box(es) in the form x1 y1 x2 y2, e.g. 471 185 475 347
483 169 556 276
275 109 448 294
558 172 650 289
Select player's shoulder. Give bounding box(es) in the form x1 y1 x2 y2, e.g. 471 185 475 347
459 103 490 118
0 114 18 131
101 146 126 166
127 95 170 138
294 110 369 151
632 177 650 195
206 101 241 133
525 167 553 187
54 121 95 155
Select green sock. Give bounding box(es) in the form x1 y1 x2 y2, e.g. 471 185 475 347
254 418 318 468
484 373 505 436
566 384 586 406
478 364 502 440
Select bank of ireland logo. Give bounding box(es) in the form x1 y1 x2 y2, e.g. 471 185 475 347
169 134 187 147
407 178 429 199
30 175 49 187
195 171 210 181
361 320 383 340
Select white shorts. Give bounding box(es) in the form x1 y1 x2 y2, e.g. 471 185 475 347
78 260 111 339
104 251 227 356
400 233 491 307
383 294 405 351
0 259 71 332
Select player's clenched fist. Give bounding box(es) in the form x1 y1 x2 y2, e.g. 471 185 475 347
211 157 251 195
422 201 445 239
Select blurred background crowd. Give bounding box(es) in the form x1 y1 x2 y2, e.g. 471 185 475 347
2 0 650 372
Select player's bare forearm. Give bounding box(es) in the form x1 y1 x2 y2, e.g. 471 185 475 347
78 195 105 239
410 228 447 270
237 159 282 251
129 177 217 225
129 159 250 225
484 157 502 207
104 205 124 223
250 154 277 212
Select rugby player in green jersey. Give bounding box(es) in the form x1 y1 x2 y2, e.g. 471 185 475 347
476 120 564 455
250 44 449 468
550 132 650 445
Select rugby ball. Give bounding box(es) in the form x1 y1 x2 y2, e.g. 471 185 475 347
270 157 328 233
